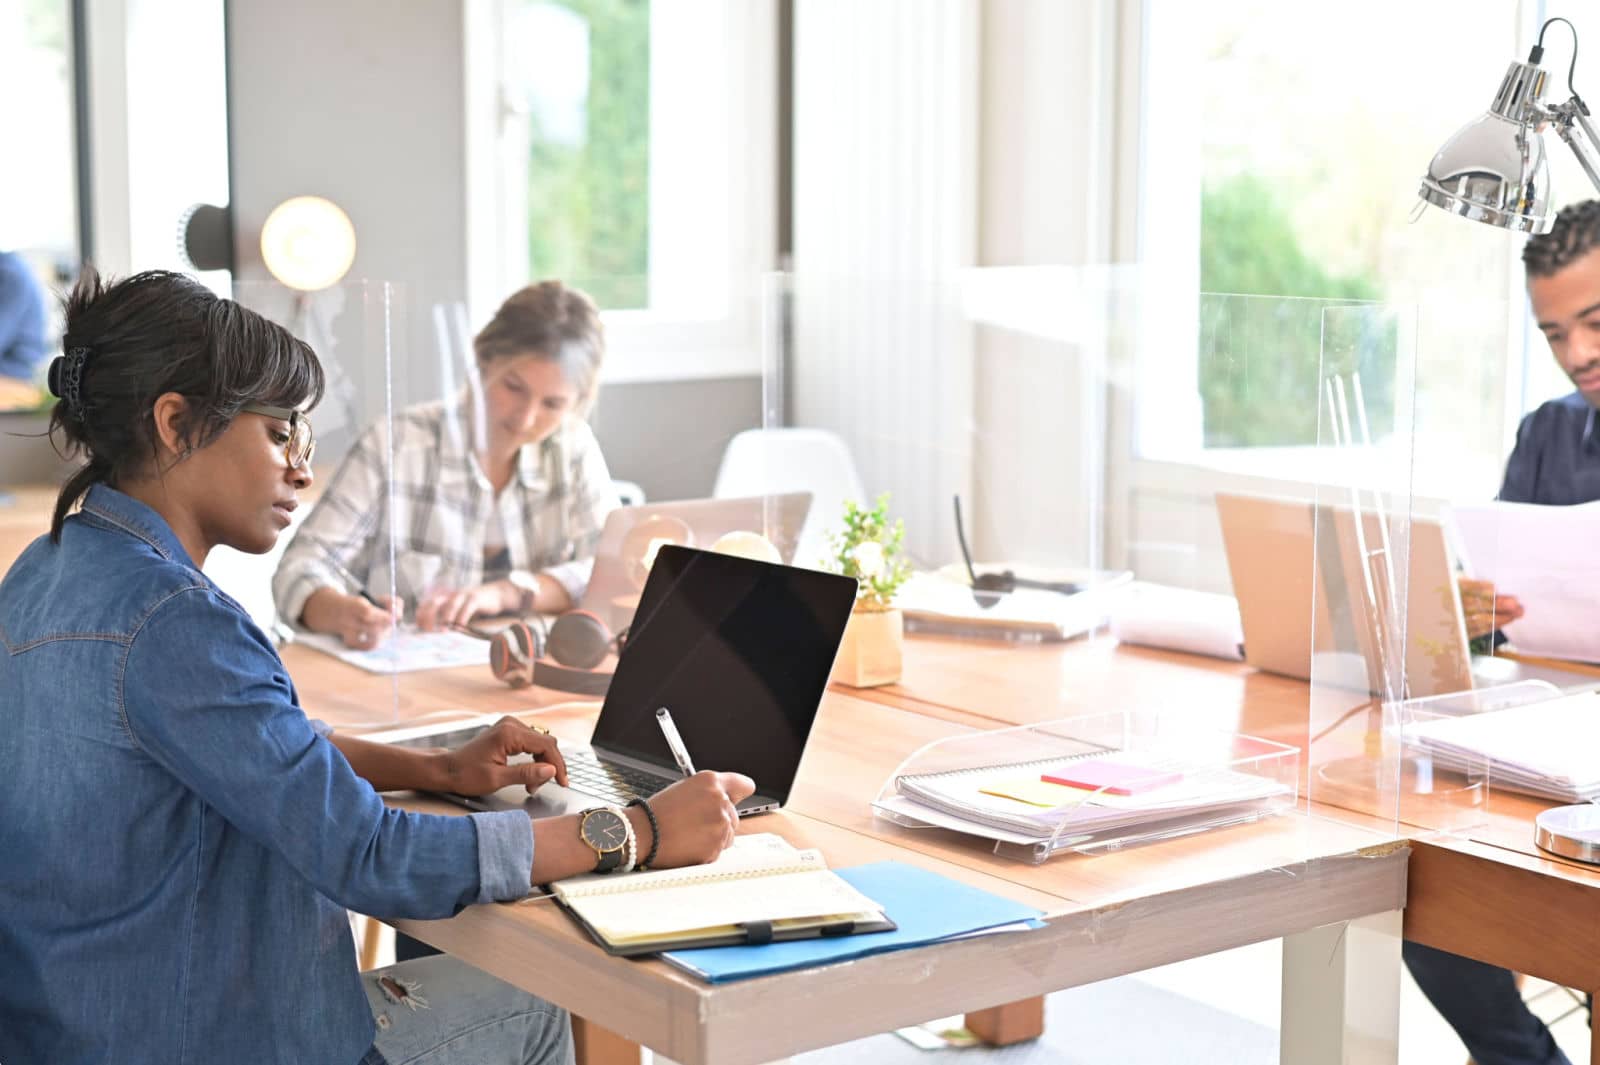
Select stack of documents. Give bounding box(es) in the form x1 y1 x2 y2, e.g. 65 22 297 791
875 751 1291 849
1400 692 1600 802
897 567 1133 640
550 834 894 956
1108 582 1245 661
661 860 1045 982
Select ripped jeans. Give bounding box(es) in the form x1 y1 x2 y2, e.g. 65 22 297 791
355 955 575 1065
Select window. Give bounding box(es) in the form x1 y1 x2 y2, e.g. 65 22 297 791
467 0 777 382
0 0 79 278
1132 0 1586 499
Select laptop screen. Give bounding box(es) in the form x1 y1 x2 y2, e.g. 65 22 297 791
590 545 857 805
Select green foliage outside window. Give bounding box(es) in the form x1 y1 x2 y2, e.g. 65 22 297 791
1198 173 1394 447
526 0 650 310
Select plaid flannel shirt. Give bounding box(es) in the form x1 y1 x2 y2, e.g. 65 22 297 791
272 397 618 626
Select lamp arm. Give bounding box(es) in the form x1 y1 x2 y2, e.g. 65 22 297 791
1548 99 1600 196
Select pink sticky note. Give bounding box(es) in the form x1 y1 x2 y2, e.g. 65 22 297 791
1041 760 1184 796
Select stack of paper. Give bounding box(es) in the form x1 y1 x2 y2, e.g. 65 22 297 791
1108 582 1245 662
1401 692 1600 802
876 751 1291 849
897 567 1133 640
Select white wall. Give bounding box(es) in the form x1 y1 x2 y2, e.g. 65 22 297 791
226 0 469 296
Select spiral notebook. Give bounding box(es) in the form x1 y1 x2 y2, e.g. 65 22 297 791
549 834 895 956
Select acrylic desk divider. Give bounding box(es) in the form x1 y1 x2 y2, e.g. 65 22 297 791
1378 679 1563 837
870 711 1300 865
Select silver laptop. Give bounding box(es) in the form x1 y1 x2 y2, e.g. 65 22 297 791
1216 492 1600 698
581 493 813 634
370 545 857 817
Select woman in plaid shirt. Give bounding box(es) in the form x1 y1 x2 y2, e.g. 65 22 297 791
273 282 620 649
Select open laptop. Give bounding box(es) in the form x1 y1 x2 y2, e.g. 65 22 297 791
372 544 857 816
1215 492 1600 698
581 493 813 633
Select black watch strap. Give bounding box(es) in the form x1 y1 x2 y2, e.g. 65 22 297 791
593 847 623 873
627 797 660 869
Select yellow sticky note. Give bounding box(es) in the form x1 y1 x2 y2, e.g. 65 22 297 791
978 777 1091 808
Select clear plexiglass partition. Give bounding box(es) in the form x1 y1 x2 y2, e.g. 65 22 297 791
222 274 790 730
753 267 1419 872
1311 299 1594 850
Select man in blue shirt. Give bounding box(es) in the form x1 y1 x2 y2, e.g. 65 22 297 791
1403 199 1600 1065
0 249 48 382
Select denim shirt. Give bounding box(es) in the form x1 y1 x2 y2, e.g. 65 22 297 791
0 486 534 1065
1499 391 1600 504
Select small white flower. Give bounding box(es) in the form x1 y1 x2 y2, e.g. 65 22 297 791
849 541 886 579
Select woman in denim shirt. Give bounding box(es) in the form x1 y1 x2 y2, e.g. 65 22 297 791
0 269 752 1065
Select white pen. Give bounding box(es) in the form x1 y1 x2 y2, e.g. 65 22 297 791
655 706 697 777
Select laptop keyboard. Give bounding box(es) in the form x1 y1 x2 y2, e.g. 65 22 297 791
564 749 671 805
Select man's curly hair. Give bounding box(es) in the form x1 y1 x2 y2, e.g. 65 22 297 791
1524 200 1600 278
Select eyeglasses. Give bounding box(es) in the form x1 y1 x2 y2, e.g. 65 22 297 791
241 402 316 469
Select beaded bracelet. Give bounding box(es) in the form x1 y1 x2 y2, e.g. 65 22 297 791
627 797 660 870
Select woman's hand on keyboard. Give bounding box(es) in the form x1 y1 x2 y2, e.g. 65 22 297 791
439 716 569 796
637 771 757 868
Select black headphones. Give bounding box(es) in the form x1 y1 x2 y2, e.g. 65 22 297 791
476 611 627 696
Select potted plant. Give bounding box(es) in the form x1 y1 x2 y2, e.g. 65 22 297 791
827 494 912 688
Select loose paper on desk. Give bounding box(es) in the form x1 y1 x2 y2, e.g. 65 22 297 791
293 627 488 674
1447 500 1600 662
1108 582 1245 662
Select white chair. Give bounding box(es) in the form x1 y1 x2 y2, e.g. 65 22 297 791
611 479 646 507
713 428 865 569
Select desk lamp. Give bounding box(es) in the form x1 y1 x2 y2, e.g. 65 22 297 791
1418 17 1600 233
1418 16 1600 865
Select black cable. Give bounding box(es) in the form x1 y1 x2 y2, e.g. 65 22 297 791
1531 16 1586 113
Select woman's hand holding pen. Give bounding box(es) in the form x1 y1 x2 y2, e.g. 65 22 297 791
637 771 757 868
301 587 404 649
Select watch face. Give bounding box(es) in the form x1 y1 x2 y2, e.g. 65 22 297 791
580 808 627 852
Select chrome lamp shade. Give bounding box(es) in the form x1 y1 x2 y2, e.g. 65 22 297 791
1418 61 1554 234
1419 112 1552 234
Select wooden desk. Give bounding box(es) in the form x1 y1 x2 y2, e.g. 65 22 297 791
283 645 1408 1065
840 632 1600 1064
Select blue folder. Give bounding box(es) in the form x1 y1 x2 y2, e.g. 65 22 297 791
661 860 1046 983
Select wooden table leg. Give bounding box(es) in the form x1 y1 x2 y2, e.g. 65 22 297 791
571 1016 643 1065
964 997 1045 1045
